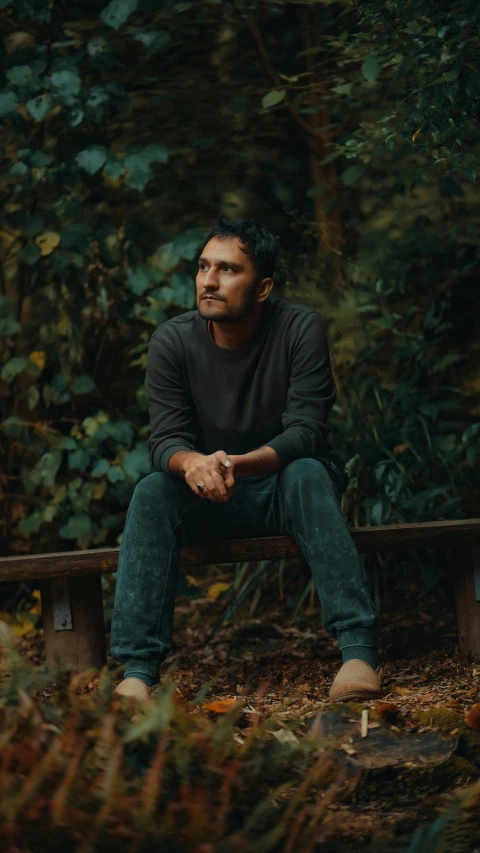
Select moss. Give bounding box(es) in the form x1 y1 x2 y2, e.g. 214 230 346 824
412 706 480 768
412 707 460 731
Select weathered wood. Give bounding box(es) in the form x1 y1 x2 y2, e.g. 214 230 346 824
38 575 106 672
1 518 479 672
451 545 480 660
1 518 480 581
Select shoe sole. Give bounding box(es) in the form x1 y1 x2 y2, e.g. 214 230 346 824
329 689 384 702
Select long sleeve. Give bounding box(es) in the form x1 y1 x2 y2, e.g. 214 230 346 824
146 331 198 474
264 310 336 466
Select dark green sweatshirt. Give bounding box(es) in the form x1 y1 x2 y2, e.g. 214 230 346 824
146 296 349 491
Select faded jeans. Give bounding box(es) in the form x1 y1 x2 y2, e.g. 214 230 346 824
109 457 379 684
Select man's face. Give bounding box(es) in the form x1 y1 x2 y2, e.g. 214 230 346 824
196 236 271 323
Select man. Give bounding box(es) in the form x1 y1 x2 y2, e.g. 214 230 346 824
110 214 382 705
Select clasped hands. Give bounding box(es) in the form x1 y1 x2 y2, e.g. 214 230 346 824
183 451 235 503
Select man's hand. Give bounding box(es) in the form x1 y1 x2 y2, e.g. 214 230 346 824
183 450 235 502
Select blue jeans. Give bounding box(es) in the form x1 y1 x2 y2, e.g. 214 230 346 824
110 458 379 683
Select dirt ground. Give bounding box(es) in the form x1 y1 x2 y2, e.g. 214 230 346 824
9 566 480 851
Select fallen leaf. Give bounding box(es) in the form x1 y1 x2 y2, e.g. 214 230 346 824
394 687 411 695
465 703 480 732
449 728 460 736
202 698 238 714
272 729 299 745
207 582 231 601
376 701 401 722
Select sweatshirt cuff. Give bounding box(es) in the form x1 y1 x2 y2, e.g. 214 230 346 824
264 435 300 467
156 443 196 474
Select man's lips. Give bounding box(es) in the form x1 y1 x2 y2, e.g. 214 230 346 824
203 296 222 301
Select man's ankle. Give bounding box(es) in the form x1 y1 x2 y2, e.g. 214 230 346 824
123 671 158 688
341 645 378 670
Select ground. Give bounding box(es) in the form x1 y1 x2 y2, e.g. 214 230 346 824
8 566 480 850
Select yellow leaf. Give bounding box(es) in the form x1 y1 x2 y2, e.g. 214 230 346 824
29 351 45 371
0 611 36 636
35 231 61 256
57 310 72 336
207 581 231 600
202 698 238 714
185 574 203 588
92 480 107 500
412 127 422 143
104 173 121 189
394 686 412 695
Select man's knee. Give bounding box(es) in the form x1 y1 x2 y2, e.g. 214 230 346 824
132 471 182 505
280 457 338 501
281 457 326 484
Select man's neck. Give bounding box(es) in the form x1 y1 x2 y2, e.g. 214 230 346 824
206 306 265 349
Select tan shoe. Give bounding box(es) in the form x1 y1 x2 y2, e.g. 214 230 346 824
329 659 383 702
113 677 151 704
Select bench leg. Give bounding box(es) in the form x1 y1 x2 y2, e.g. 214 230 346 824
38 574 106 673
452 545 480 659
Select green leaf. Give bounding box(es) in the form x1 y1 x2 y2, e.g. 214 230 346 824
262 89 286 109
6 65 33 85
362 55 380 85
68 449 91 471
107 466 125 483
127 266 150 295
122 446 152 480
26 94 53 121
76 147 108 174
87 37 109 56
92 459 110 477
0 91 18 117
341 164 365 185
104 158 124 179
161 273 194 308
18 511 43 535
71 375 96 395
124 156 152 191
59 513 92 540
142 143 168 164
1 356 28 383
49 70 81 96
27 385 40 411
101 0 138 29
135 30 170 59
9 162 28 177
331 83 352 95
18 243 41 265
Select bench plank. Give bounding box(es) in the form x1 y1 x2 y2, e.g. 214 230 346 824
1 519 480 672
1 519 480 582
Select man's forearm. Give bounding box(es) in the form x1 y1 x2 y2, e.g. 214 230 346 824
230 446 281 478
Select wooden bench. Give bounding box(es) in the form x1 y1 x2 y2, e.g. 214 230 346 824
0 519 479 671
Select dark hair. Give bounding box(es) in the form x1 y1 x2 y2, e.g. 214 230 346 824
203 214 280 279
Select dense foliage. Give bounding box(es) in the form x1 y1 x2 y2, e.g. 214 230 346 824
0 0 479 605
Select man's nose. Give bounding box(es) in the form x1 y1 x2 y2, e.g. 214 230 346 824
204 270 219 287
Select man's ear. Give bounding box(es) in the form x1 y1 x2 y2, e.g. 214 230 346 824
258 277 274 302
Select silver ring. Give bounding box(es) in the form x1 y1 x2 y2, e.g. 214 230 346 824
197 483 206 491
